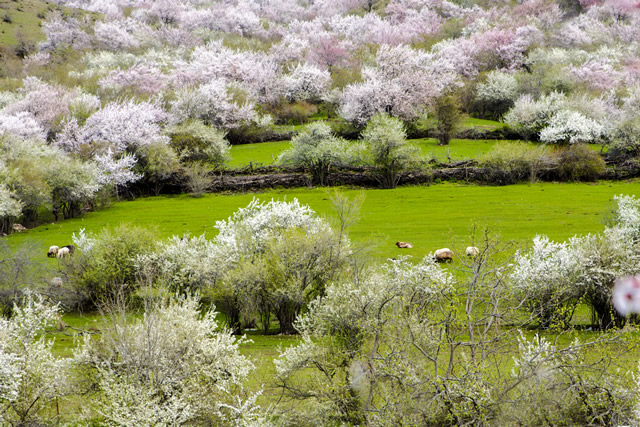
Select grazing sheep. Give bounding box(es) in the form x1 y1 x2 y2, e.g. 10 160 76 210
56 247 70 258
434 248 454 263
47 246 59 258
12 224 27 232
395 241 413 249
51 277 63 288
466 246 480 257
62 244 75 255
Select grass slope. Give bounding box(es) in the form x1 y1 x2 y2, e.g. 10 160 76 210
9 181 640 261
0 0 54 48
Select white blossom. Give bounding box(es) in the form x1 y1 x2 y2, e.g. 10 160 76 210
94 148 142 187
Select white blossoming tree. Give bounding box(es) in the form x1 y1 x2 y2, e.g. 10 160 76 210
0 184 23 235
0 293 69 426
74 294 265 426
511 194 640 329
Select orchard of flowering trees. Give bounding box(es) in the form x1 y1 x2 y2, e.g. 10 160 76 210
0 0 640 228
2 0 640 424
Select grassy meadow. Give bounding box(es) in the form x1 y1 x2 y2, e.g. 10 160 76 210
228 138 505 167
10 181 640 262
229 137 606 168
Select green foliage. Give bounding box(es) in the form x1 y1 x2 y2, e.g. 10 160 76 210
279 122 348 185
165 120 230 167
362 114 419 189
183 161 214 197
136 142 181 196
480 142 553 185
555 143 606 182
270 100 318 125
0 240 47 317
62 224 156 310
607 117 640 162
435 94 463 145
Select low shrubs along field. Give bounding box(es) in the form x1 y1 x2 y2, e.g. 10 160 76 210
9 181 640 262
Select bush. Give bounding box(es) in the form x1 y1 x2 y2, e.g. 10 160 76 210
270 100 318 125
278 122 348 186
183 161 214 197
74 294 264 426
0 293 69 426
554 144 606 181
63 225 156 310
362 114 419 189
606 118 640 162
165 120 230 166
480 142 553 185
434 94 463 146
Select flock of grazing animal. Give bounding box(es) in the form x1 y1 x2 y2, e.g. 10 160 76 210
47 245 75 258
395 242 479 262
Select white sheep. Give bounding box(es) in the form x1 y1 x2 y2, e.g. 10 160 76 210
56 247 70 258
434 248 454 263
395 241 413 249
466 246 480 257
47 246 59 258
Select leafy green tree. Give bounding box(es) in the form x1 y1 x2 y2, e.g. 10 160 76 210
435 94 462 146
362 114 418 189
279 122 347 186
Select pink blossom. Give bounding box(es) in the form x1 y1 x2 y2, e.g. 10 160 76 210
307 35 350 71
98 64 167 95
39 14 92 51
569 59 623 91
612 276 640 316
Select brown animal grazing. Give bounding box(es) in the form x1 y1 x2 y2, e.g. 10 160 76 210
434 248 454 263
395 241 413 249
62 244 75 255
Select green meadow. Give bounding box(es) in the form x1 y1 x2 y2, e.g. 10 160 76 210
228 138 503 168
229 137 605 168
11 181 640 262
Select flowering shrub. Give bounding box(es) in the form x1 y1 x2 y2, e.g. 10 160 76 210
361 114 418 189
74 294 262 425
512 194 640 329
170 81 258 129
214 197 330 256
58 100 169 154
0 185 23 234
0 293 69 426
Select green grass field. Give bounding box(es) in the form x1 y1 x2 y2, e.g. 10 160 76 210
10 181 640 262
228 138 606 168
228 138 506 168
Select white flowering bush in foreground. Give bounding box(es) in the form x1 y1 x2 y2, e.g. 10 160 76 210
214 197 330 256
275 255 456 424
135 233 230 292
512 194 640 329
510 235 586 328
74 294 265 426
0 293 69 426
